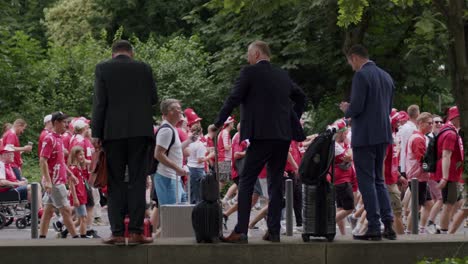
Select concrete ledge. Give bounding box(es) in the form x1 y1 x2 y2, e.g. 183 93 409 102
1 235 466 264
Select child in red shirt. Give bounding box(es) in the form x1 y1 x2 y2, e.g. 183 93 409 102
68 146 88 238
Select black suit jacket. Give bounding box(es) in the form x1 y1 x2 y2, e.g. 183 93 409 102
215 61 306 141
345 61 394 147
92 55 157 141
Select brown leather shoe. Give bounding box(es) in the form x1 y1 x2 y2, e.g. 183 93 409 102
102 235 125 246
220 231 248 244
127 233 154 245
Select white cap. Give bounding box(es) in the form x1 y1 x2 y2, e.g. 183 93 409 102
73 119 88 130
43 114 52 124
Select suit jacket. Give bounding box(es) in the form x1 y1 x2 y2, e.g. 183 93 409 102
92 55 157 141
345 61 394 147
215 61 306 142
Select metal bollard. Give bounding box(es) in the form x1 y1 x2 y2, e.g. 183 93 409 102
31 183 39 239
285 179 293 236
410 178 419 235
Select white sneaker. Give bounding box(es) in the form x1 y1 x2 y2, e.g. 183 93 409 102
419 227 426 234
426 224 437 234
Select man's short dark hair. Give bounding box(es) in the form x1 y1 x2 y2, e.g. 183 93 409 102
112 40 133 54
51 111 68 124
346 44 369 59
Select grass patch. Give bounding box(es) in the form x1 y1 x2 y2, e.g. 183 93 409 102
21 156 42 183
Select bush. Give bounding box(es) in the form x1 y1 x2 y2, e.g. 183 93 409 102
417 257 468 264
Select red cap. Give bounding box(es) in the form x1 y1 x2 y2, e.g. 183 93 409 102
223 116 235 128
398 111 409 122
390 108 400 126
184 108 202 127
332 119 347 131
447 106 459 121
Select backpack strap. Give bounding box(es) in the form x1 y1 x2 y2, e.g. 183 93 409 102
157 123 176 155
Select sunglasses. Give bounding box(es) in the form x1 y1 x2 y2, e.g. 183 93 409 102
434 121 443 124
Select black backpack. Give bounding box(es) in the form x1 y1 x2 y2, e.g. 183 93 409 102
299 128 336 186
422 127 457 173
146 123 175 175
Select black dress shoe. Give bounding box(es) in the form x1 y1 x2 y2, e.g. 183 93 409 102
383 225 397 240
353 231 382 241
262 231 280 242
220 231 248 244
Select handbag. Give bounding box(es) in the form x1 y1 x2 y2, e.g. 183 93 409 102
90 148 107 188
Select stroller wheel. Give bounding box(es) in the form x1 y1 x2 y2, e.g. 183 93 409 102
15 218 27 229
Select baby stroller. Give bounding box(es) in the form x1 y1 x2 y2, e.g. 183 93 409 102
299 128 336 242
0 188 32 229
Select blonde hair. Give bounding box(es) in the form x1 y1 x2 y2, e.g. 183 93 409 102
417 112 432 123
68 146 85 166
13 119 27 127
249 40 271 58
407 105 420 119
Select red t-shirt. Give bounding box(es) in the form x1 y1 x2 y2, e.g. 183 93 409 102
231 132 248 179
40 132 67 185
333 142 354 185
217 129 232 162
0 163 18 192
435 123 464 182
2 129 22 168
38 129 51 156
62 131 72 152
406 131 429 182
69 134 95 161
69 165 87 206
384 141 400 185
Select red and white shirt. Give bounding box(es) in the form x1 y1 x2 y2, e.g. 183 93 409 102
69 134 95 160
40 132 67 185
384 132 400 185
217 129 232 162
435 123 464 182
406 131 429 182
333 141 355 186
2 129 22 168
69 165 87 206
0 162 18 192
231 132 248 179
38 129 51 156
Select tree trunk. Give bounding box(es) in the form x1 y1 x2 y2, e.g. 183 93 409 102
446 0 468 154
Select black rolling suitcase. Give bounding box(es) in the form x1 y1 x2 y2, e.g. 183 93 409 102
191 133 223 243
299 128 337 242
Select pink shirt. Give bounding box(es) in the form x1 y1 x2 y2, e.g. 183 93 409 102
40 132 67 185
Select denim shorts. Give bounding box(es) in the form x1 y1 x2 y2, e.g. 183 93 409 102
188 167 206 204
75 204 87 217
153 173 187 205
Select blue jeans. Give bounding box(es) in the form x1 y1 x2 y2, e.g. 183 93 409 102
353 143 394 233
153 173 187 205
188 167 206 204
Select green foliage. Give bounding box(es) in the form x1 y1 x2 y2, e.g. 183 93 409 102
417 257 468 264
44 0 111 46
337 0 369 27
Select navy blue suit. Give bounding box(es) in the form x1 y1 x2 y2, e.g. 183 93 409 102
215 61 306 235
345 61 394 232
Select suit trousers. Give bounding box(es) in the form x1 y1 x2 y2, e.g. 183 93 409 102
353 143 394 232
234 140 290 235
103 137 150 236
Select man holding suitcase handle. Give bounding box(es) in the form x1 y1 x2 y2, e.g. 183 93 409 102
214 40 306 243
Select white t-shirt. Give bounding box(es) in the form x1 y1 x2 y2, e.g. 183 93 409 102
397 121 417 173
187 140 206 168
156 121 182 179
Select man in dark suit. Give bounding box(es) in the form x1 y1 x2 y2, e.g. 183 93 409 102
215 40 306 243
92 40 157 245
340 44 396 241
